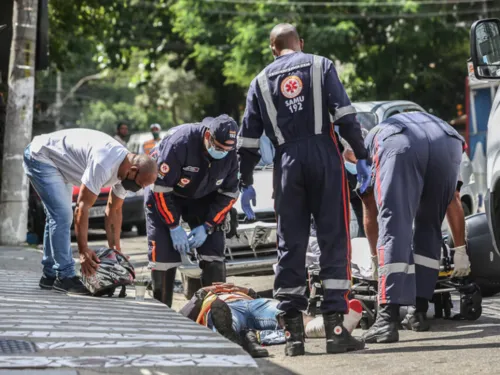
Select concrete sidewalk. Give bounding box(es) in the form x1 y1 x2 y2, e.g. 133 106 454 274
0 246 261 375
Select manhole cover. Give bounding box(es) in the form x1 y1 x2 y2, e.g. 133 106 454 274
0 340 37 354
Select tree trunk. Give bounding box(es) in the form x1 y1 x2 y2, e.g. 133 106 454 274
54 70 62 130
0 0 38 245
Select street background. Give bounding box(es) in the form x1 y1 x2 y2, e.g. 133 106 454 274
76 229 500 375
1 0 500 374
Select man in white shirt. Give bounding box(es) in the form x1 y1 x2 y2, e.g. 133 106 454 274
23 128 157 295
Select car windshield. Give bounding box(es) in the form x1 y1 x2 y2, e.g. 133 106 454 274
356 112 378 130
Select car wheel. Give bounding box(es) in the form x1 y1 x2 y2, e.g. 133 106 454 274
136 222 147 236
462 201 472 217
182 275 202 300
121 224 133 232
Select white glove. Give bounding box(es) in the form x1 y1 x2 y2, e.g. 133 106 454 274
452 245 471 277
371 254 378 281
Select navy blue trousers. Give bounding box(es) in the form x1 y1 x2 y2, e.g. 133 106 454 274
273 133 351 314
373 125 462 305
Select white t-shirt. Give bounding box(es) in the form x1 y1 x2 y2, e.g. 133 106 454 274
30 129 129 199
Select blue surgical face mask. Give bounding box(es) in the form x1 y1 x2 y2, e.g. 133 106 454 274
208 147 228 160
344 161 357 175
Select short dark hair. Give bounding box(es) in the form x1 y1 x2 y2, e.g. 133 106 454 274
117 122 128 131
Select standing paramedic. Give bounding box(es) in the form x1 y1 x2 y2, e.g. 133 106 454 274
237 23 371 357
145 115 240 307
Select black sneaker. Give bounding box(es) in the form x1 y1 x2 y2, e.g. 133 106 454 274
53 276 91 295
39 274 56 290
211 298 242 346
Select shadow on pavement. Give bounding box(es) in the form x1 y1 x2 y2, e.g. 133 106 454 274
255 358 299 375
358 341 500 355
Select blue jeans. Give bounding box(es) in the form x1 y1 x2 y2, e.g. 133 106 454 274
208 298 281 333
23 146 75 279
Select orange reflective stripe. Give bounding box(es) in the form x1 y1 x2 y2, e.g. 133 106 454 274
154 193 174 224
152 240 156 262
213 199 236 224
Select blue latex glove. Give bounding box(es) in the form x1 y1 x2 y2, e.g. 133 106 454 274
356 159 372 194
241 185 257 220
187 225 209 249
169 226 190 254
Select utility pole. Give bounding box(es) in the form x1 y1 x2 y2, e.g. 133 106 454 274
0 0 38 245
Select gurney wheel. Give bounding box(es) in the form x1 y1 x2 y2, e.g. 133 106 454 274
463 304 482 321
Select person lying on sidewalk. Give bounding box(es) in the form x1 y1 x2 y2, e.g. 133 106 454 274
179 282 363 358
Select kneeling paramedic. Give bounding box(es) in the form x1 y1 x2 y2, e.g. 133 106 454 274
145 115 240 307
237 23 371 356
359 112 465 343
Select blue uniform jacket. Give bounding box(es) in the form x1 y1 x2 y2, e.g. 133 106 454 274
149 124 239 229
364 112 466 190
237 51 367 186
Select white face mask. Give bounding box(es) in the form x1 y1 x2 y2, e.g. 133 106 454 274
344 161 357 175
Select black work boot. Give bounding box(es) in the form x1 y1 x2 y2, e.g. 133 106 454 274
151 268 176 307
242 330 269 358
200 261 226 287
323 312 365 353
210 298 242 346
362 304 400 343
402 297 430 332
280 312 305 357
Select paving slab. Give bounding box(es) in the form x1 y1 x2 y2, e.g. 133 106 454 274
0 247 261 375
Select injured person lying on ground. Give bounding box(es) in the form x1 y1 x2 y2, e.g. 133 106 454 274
179 282 363 358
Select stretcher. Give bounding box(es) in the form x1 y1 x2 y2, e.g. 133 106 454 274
306 231 483 329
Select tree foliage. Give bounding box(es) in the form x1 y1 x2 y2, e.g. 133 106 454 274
43 0 497 125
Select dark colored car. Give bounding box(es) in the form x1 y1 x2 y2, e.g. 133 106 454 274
28 185 146 244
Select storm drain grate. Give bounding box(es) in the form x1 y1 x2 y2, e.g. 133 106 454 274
0 340 37 354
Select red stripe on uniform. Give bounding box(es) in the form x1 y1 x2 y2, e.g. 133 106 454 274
378 245 387 304
213 199 236 224
152 240 157 262
330 127 352 289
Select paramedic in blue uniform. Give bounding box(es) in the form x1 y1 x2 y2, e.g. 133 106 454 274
237 23 371 357
360 112 465 344
145 115 240 307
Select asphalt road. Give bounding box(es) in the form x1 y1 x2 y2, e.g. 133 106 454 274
83 230 500 375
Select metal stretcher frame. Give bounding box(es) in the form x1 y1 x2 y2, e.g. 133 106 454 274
306 239 482 326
